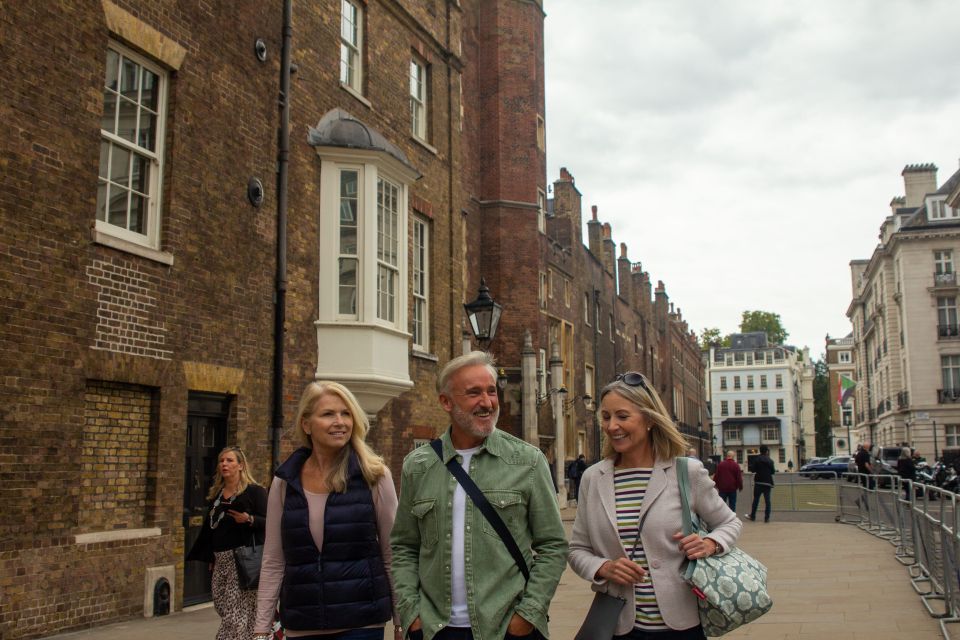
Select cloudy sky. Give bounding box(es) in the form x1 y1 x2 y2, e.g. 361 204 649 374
544 0 960 357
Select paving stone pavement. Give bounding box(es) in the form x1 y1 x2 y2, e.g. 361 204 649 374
43 510 941 640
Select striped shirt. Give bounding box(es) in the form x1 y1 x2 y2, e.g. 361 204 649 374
614 467 667 631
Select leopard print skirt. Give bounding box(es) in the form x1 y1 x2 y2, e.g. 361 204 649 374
212 550 258 640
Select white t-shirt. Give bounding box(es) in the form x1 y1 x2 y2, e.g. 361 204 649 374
449 446 481 627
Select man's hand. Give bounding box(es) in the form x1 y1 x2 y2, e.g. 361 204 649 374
409 617 422 631
506 613 534 636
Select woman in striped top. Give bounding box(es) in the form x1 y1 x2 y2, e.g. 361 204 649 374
568 373 742 640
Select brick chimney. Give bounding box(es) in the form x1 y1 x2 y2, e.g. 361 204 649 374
617 243 632 306
889 195 906 214
586 205 603 261
602 222 616 276
902 163 938 208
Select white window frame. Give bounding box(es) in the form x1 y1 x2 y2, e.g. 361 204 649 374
584 293 591 325
839 351 851 364
410 55 428 141
776 398 785 414
340 0 363 93
936 250 954 275
760 374 768 388
719 376 727 390
539 272 548 309
412 216 429 351
942 355 960 393
376 177 401 323
946 425 960 448
748 399 756 415
734 400 742 416
720 400 728 416
762 425 778 441
761 399 769 414
537 189 546 234
316 150 415 331
775 374 783 389
536 114 545 151
97 42 167 250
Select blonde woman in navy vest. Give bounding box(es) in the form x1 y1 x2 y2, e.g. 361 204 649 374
253 381 400 640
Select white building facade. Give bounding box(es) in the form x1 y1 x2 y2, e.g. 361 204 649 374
847 163 960 461
706 332 815 470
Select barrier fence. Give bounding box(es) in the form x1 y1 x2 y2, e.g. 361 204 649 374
754 470 960 639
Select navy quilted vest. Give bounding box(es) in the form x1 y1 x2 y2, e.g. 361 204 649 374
276 447 391 630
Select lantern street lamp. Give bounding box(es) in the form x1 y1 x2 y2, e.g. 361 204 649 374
463 278 503 350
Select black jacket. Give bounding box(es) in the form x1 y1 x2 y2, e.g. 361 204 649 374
752 455 776 486
186 483 268 563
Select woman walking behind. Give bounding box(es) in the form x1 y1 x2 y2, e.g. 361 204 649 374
253 381 400 640
186 445 268 639
568 372 742 640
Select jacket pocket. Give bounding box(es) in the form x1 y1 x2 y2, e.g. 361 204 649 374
480 490 525 538
411 498 439 548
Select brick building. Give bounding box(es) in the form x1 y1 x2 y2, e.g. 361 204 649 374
0 1 706 637
825 334 856 455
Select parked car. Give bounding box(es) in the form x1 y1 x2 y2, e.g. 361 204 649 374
800 455 853 480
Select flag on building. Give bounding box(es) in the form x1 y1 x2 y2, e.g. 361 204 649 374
838 375 856 406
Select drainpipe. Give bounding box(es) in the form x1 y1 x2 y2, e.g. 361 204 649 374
272 0 292 472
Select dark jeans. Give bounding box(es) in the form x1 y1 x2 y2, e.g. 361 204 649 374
408 627 542 640
750 485 772 522
718 490 737 511
613 625 706 640
298 629 384 640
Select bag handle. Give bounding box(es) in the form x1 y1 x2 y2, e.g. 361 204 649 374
676 456 697 536
430 439 530 581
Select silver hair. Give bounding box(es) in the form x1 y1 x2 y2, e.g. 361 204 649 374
436 351 497 394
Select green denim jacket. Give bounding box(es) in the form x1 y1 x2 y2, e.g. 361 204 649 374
390 428 568 640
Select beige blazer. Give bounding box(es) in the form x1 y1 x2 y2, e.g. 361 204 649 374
568 456 742 633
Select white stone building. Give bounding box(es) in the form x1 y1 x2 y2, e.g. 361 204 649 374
846 162 960 461
706 332 815 470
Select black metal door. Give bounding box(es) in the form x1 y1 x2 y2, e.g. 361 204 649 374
183 393 229 606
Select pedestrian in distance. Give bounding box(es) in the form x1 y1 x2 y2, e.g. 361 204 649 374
186 445 268 640
713 450 743 512
568 371 741 639
746 446 775 523
391 351 568 640
567 454 588 501
897 447 916 501
252 381 400 640
856 442 878 490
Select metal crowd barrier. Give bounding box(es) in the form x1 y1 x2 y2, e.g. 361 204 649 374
741 471 843 516
838 472 960 639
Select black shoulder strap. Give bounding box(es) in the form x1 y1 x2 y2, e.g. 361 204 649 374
430 439 530 581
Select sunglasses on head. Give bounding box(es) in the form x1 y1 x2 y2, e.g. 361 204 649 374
615 371 650 392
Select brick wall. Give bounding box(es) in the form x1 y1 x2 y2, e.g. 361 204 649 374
80 381 156 531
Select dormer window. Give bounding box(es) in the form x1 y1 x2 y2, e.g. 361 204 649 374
930 197 957 220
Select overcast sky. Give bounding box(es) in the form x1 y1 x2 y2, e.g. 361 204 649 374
544 0 960 357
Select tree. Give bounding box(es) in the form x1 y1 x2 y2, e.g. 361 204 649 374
812 358 833 456
739 310 789 345
698 327 730 351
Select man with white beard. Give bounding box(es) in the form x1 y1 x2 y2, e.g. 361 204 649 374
391 351 567 640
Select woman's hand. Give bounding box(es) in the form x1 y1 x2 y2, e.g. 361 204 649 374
226 509 252 524
672 531 718 560
595 558 647 585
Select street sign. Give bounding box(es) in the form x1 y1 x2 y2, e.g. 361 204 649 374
916 411 930 420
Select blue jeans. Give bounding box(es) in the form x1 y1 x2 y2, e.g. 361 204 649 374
750 485 772 521
719 491 737 511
